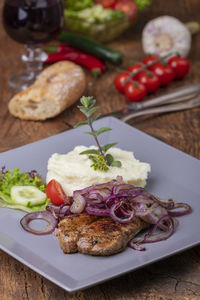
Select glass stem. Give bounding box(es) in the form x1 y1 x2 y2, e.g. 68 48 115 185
21 44 48 81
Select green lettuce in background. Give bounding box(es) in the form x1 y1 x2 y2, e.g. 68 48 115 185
134 0 152 10
66 0 94 11
65 0 152 11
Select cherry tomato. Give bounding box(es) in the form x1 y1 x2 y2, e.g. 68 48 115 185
127 63 143 80
152 64 174 87
114 72 129 93
95 0 117 8
114 0 138 21
138 71 160 94
124 81 146 102
46 179 66 206
142 55 160 71
167 56 190 79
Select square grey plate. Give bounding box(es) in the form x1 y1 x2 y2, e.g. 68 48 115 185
0 117 200 293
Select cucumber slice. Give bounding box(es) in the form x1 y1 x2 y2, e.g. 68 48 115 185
11 186 46 207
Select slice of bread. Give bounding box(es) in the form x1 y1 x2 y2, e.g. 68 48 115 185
8 61 86 121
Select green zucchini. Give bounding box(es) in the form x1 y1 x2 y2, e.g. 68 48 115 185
58 31 124 65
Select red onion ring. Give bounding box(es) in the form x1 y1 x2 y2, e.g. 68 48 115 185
152 196 175 210
128 242 146 251
46 203 71 219
20 211 57 235
143 215 174 243
168 203 191 217
112 184 142 195
85 206 110 216
110 202 135 223
70 192 86 214
131 214 174 246
20 178 191 244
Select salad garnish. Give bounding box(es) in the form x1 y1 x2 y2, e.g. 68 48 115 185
74 96 121 171
0 167 49 212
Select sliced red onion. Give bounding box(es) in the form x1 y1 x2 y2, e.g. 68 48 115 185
110 202 135 223
132 194 155 206
128 241 146 251
59 204 71 216
105 190 143 209
140 204 169 231
168 203 191 216
119 206 132 217
152 196 175 209
85 206 110 216
46 203 61 215
112 184 144 196
133 201 158 217
74 177 122 196
46 203 70 219
70 192 86 214
87 192 104 202
46 204 60 219
144 215 174 243
20 177 192 246
20 211 57 235
112 184 137 195
86 201 106 208
132 215 174 246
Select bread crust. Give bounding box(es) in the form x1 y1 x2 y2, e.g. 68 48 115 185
8 61 86 121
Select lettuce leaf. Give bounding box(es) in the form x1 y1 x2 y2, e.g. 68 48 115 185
66 0 94 11
0 198 49 213
134 0 152 11
0 167 49 212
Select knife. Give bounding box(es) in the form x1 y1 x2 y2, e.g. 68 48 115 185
100 83 200 120
121 94 200 122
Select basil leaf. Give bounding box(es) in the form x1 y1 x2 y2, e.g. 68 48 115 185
90 113 101 123
102 143 118 153
80 149 100 155
105 154 114 166
88 106 99 117
74 120 89 128
111 160 122 167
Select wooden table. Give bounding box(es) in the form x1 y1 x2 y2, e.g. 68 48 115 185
0 0 200 299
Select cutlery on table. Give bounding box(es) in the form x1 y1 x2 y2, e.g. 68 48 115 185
63 83 200 127
101 83 200 120
121 94 200 122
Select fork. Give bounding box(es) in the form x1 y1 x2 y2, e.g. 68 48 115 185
121 94 200 122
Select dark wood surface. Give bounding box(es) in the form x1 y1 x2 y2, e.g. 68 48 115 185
0 0 200 299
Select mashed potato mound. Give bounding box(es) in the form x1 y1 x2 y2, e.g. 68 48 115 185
46 146 151 196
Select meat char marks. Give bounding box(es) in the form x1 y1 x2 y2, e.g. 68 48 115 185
57 213 147 256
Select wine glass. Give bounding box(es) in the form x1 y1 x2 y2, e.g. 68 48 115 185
2 0 64 90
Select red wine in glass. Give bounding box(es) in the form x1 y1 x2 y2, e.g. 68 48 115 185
3 0 64 90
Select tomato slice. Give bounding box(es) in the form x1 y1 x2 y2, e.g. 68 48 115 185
46 179 66 206
95 0 117 8
114 0 138 21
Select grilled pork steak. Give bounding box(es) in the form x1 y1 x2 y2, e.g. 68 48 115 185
57 213 148 256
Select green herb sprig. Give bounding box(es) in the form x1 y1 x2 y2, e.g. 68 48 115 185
74 96 121 171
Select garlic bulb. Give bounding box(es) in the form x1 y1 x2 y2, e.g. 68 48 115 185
142 16 191 57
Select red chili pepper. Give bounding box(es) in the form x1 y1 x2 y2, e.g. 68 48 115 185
44 45 106 77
